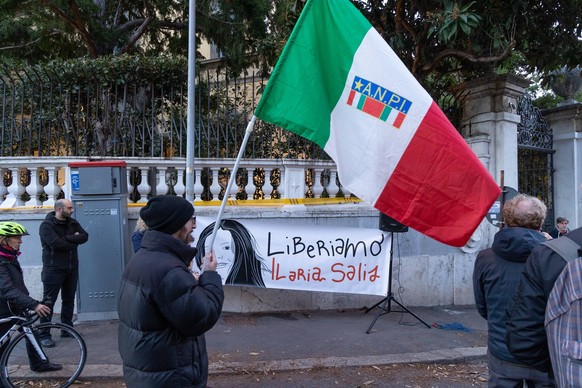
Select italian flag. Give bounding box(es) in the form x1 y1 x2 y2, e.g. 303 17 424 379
255 0 500 247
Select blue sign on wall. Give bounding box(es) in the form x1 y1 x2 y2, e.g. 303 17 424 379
71 172 80 192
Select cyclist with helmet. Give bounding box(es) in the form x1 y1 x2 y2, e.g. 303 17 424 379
0 221 62 372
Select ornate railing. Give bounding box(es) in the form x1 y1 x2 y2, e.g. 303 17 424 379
0 157 352 208
0 65 328 161
517 95 555 231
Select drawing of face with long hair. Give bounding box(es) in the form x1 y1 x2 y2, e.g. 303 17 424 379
195 219 266 287
207 228 235 281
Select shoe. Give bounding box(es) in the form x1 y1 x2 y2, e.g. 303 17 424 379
40 338 55 348
31 362 62 373
60 331 74 338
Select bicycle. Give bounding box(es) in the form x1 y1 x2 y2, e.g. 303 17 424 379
0 311 87 387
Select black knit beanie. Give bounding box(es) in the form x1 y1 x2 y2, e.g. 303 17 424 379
140 195 194 235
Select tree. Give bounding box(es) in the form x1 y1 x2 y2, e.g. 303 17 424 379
2 0 580 84
0 0 296 74
352 0 581 82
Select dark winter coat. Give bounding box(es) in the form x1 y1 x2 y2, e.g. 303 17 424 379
473 227 546 364
548 226 568 239
117 230 224 388
0 246 39 318
506 227 582 372
131 230 145 253
39 212 88 271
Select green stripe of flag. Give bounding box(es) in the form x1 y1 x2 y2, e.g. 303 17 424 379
356 94 366 110
380 106 392 121
255 0 372 148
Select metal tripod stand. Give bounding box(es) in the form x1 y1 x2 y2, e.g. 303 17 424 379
365 232 431 333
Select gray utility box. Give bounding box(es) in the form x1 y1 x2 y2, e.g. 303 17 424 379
69 161 129 320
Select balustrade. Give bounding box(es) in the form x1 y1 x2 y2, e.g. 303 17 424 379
0 157 349 208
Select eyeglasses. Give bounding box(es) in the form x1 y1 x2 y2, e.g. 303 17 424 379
191 216 196 226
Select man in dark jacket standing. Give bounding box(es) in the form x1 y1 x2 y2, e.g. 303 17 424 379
473 194 554 386
118 195 223 388
547 216 570 239
506 226 582 374
39 198 89 348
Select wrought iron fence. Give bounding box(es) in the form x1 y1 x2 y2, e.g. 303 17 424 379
516 95 555 231
0 65 328 160
1 61 467 166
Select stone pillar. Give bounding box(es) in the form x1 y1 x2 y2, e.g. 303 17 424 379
543 104 582 229
455 74 530 189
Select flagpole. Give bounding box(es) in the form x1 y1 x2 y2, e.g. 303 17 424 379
199 115 257 274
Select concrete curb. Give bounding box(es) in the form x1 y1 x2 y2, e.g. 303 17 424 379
77 347 487 379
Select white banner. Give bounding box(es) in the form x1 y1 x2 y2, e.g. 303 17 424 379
192 217 391 296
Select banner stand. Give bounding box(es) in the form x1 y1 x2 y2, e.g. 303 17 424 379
364 219 431 333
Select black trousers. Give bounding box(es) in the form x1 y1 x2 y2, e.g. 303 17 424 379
40 267 78 336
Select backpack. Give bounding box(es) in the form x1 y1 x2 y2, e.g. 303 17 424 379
544 236 582 387
543 237 582 264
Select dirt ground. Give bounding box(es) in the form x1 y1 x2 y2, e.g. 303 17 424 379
18 359 488 387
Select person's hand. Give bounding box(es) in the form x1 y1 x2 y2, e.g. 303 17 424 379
542 231 552 240
192 271 200 281
34 303 51 317
202 251 218 272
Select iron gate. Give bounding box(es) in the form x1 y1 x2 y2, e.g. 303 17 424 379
516 95 555 231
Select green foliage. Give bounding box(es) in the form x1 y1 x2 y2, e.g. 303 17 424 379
353 0 582 85
1 0 581 104
533 93 564 110
6 1 579 160
0 56 191 158
0 0 278 75
526 69 582 109
2 55 188 87
428 1 481 44
532 90 582 110
1 55 326 160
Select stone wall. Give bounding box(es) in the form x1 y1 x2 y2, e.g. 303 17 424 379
2 203 494 317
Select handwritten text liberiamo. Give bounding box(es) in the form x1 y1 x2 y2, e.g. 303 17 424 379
267 233 385 283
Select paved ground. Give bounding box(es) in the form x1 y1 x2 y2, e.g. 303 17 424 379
73 304 487 379
19 360 490 387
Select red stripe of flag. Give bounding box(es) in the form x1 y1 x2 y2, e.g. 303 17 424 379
362 97 384 118
393 112 406 129
374 102 500 247
347 90 356 106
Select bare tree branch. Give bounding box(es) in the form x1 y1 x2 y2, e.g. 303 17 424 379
40 0 99 57
117 19 188 33
113 0 123 27
0 31 60 51
421 41 517 74
118 17 154 55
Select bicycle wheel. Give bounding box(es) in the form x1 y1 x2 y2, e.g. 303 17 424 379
1 322 87 388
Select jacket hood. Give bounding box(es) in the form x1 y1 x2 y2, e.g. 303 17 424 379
492 227 546 263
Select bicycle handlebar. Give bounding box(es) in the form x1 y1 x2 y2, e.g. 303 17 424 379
22 310 41 325
0 299 51 325
0 308 43 326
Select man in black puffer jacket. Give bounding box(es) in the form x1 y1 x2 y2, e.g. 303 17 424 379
39 198 89 347
118 195 223 388
506 226 582 374
473 194 554 386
